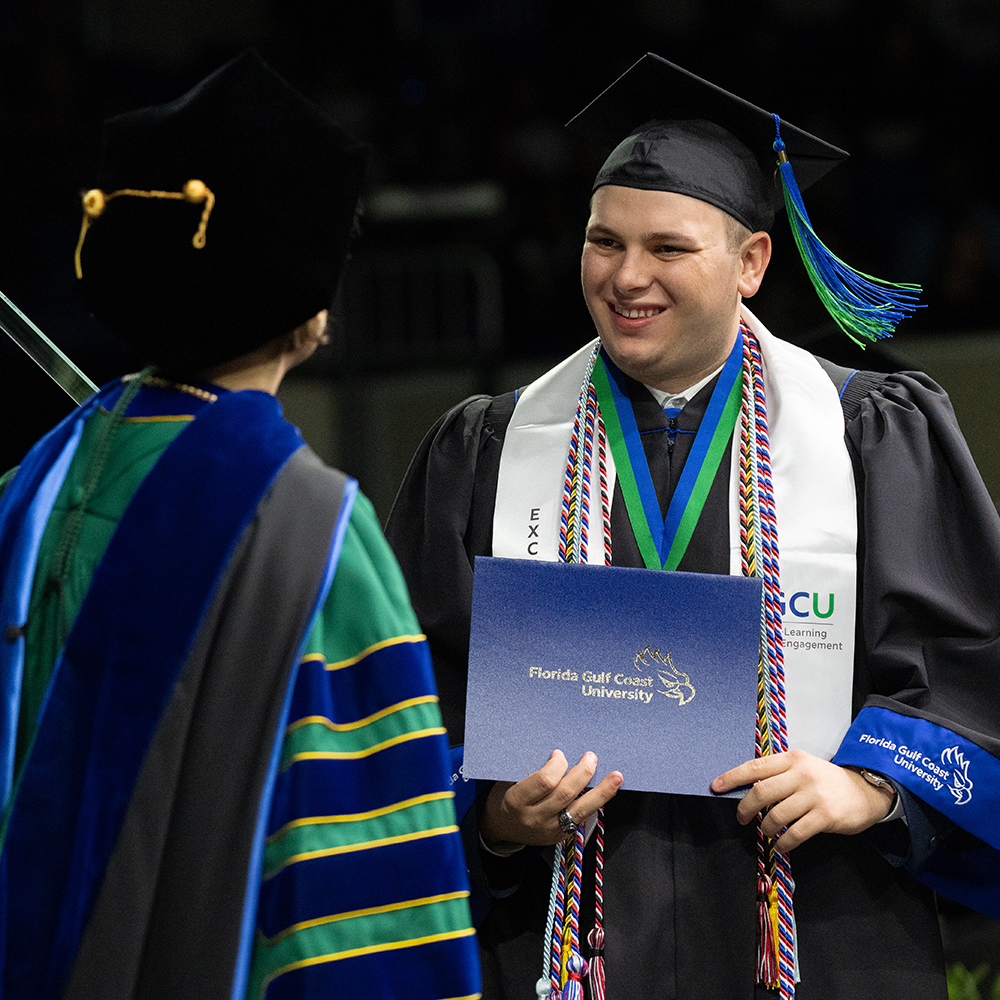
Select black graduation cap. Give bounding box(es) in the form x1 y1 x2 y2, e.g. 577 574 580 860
566 53 922 343
566 52 848 233
76 50 368 371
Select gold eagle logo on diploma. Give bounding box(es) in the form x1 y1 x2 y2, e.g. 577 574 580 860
634 647 695 706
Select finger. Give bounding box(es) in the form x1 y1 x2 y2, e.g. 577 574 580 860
757 790 812 840
523 751 600 815
510 750 570 807
735 772 803 825
538 749 572 787
549 752 601 807
563 770 624 825
772 809 823 853
712 753 791 793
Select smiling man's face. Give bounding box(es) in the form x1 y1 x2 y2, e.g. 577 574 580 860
581 185 770 392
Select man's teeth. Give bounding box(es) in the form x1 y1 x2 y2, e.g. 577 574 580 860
614 305 660 319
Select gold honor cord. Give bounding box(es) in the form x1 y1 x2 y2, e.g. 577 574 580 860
1 289 98 404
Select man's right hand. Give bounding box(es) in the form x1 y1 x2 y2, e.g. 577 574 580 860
480 750 623 850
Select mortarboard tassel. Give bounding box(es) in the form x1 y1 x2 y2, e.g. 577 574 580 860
772 114 923 346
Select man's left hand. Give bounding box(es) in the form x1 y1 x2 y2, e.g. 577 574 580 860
711 749 897 853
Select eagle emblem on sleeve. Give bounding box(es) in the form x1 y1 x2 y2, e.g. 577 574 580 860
941 746 973 806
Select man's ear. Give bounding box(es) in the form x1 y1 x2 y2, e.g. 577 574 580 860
737 231 772 299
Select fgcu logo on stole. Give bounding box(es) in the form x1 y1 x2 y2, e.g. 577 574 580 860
781 589 835 619
781 587 843 653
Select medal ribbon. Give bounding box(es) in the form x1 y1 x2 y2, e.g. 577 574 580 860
591 330 744 571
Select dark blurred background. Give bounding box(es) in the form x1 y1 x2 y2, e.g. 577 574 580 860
4 0 1000 504
2 0 999 988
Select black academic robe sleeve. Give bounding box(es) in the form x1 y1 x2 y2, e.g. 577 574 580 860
385 392 515 745
835 371 1000 919
386 393 531 928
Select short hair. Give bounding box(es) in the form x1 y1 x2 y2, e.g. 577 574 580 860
724 214 752 253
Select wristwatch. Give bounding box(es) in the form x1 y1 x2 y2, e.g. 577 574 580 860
858 768 902 822
859 768 892 790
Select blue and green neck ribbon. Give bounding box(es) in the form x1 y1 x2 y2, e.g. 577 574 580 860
592 332 743 572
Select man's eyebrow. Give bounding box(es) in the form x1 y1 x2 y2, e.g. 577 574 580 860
585 222 691 243
645 231 689 243
584 222 617 237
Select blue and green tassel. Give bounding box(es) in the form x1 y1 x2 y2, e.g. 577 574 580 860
773 114 923 345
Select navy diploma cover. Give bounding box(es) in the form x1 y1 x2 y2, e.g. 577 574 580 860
464 557 763 796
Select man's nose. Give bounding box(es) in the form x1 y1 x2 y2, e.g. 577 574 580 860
613 248 651 293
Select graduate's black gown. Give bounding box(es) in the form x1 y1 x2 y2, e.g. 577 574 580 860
386 361 1000 1000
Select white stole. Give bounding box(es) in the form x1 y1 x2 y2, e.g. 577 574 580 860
492 305 856 760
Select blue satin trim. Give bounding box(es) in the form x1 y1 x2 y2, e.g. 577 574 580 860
0 379 227 811
834 705 999 848
0 389 304 999
0 384 113 809
834 704 1000 919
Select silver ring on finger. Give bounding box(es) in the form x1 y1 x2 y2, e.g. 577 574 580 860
557 807 579 836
